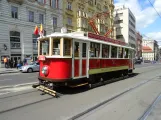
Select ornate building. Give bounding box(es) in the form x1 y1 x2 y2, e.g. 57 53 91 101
63 0 115 38
0 0 63 67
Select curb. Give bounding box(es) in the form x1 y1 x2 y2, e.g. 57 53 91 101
0 71 20 75
0 82 38 90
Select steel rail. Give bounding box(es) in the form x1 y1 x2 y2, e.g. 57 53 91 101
67 75 160 120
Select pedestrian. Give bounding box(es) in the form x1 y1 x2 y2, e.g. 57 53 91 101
17 58 21 69
3 56 8 68
7 57 10 68
23 57 27 65
10 58 13 68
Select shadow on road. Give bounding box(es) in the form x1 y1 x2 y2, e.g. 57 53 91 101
55 73 140 95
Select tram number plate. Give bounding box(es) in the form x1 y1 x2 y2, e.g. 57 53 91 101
39 55 46 61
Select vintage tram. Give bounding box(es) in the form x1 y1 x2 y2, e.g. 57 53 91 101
34 31 135 96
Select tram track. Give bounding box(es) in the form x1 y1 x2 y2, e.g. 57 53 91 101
138 93 161 120
0 66 161 115
67 75 160 120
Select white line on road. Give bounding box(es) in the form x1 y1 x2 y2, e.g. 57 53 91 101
0 92 10 96
14 82 38 87
0 82 38 89
0 79 12 82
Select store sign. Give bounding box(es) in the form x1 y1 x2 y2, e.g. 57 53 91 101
88 32 126 46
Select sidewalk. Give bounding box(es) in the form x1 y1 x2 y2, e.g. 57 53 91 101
0 68 20 74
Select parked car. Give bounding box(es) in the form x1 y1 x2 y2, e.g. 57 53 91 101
19 62 40 73
135 59 142 64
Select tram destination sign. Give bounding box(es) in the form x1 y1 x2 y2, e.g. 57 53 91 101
88 32 126 46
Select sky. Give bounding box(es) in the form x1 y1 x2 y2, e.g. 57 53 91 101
114 0 161 45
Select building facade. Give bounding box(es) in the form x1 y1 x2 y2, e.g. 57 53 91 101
63 0 115 38
114 5 136 49
136 32 142 58
0 0 63 67
142 39 159 61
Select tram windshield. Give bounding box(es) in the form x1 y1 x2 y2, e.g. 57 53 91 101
40 39 49 55
39 37 72 57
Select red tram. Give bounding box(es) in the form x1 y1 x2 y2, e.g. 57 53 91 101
35 31 135 95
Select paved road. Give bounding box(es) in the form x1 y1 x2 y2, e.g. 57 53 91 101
134 62 160 68
0 63 159 88
0 65 161 120
0 72 38 87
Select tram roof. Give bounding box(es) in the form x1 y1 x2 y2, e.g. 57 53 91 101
39 32 134 50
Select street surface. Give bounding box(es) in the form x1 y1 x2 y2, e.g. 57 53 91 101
0 63 161 120
0 63 157 87
0 72 38 87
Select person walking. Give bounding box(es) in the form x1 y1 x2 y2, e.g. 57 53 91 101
3 56 8 68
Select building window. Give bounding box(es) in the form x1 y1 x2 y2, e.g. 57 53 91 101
53 17 57 27
50 0 59 8
33 34 39 50
67 17 72 25
39 14 44 24
37 0 44 4
29 11 34 22
11 6 18 19
88 0 93 6
10 31 20 49
67 2 72 10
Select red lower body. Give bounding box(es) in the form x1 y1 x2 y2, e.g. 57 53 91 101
38 58 134 84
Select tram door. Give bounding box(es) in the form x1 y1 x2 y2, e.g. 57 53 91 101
72 40 89 78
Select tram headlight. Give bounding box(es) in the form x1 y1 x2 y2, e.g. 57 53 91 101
41 66 49 76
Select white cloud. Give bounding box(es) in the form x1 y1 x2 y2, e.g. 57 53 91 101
114 0 161 30
145 31 161 40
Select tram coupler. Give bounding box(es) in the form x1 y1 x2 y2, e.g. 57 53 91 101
32 83 40 88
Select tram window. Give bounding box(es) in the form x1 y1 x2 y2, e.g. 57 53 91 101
74 42 79 57
118 47 123 58
90 42 100 57
53 39 60 55
82 43 86 57
64 39 71 56
102 44 109 58
111 46 117 58
124 48 129 58
40 40 49 55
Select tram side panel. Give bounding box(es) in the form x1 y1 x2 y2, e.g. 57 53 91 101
89 59 130 75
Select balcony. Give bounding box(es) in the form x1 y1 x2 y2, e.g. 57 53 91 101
7 0 24 5
65 9 74 16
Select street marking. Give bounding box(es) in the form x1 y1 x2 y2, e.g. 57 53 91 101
0 79 12 82
0 82 38 89
14 82 38 87
0 85 35 96
0 92 10 96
